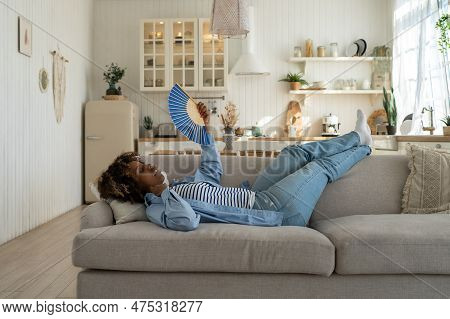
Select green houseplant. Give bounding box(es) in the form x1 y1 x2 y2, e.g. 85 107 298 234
442 115 450 136
436 13 450 53
143 116 154 138
104 63 127 95
279 72 309 91
383 87 398 135
436 14 450 136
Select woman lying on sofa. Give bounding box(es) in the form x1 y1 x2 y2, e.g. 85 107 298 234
97 103 372 231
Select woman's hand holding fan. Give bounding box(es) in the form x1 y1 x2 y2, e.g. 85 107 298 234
197 102 210 132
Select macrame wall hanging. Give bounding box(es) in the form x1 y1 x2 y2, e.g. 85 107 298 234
50 49 68 123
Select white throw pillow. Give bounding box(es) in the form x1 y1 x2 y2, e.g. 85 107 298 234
89 182 102 201
110 200 148 224
89 179 148 224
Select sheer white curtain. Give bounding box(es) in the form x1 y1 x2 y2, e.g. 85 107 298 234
392 0 449 134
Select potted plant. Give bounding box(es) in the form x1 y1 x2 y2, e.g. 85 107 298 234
143 116 154 138
221 103 239 151
103 63 126 95
442 115 450 136
279 72 309 91
383 87 398 135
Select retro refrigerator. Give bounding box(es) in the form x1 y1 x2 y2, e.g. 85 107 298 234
84 101 139 202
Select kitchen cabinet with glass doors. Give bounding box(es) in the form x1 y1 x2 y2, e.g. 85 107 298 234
140 18 228 92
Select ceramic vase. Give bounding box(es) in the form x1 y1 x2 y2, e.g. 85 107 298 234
386 125 397 135
145 130 154 138
106 84 119 95
224 127 234 151
290 82 301 91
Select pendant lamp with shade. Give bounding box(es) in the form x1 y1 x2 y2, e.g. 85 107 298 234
210 0 250 38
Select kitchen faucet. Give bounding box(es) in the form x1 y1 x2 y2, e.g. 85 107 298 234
421 106 435 135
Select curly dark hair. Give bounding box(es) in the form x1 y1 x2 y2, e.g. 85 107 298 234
97 152 145 203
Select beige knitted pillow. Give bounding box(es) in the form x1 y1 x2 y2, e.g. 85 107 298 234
402 144 450 214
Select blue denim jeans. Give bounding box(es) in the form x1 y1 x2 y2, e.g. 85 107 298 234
252 132 371 226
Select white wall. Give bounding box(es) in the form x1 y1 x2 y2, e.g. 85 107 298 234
0 0 94 245
93 0 392 136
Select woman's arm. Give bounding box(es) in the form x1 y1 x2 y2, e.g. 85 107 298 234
145 188 200 231
194 103 223 184
194 135 223 184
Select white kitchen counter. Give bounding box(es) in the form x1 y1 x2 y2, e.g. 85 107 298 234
138 135 450 157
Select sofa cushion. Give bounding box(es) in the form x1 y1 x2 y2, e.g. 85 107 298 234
73 222 335 276
80 201 114 230
311 214 450 275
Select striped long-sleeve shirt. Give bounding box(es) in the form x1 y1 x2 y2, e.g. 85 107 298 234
171 182 256 209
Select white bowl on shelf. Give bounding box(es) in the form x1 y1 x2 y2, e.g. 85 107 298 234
311 81 327 89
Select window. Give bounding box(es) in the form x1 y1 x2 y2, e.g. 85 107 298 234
393 0 449 133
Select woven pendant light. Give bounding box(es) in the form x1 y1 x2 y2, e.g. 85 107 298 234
210 0 250 38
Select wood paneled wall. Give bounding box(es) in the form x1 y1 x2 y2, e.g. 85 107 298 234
0 0 94 245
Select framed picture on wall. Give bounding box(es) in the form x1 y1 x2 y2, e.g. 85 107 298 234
18 16 32 57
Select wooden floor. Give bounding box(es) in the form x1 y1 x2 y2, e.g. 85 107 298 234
0 206 85 299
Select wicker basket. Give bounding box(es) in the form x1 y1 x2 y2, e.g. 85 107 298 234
444 126 450 136
102 95 127 101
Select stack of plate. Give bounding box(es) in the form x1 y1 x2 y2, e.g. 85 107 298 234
346 39 367 57
400 114 413 135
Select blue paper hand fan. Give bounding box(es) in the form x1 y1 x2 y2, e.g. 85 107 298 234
168 84 212 145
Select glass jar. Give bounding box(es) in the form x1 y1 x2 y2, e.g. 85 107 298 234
317 46 326 57
294 46 302 57
330 43 339 57
305 39 313 57
334 79 344 90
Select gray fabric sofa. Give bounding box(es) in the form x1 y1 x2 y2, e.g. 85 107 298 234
73 155 450 298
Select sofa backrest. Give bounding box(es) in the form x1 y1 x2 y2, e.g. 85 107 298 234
311 155 409 222
147 154 410 222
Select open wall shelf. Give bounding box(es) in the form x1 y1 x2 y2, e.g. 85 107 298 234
289 57 390 63
289 89 383 95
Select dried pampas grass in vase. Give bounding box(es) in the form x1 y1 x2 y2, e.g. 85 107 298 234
221 102 239 134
